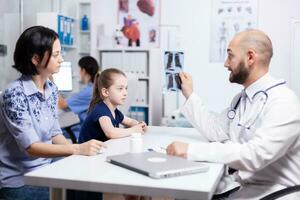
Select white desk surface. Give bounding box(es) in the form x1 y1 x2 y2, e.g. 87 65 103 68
25 126 224 200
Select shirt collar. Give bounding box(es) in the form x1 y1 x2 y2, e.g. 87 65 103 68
21 75 53 99
244 73 277 103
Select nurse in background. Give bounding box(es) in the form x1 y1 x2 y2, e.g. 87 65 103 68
58 56 99 123
0 26 105 200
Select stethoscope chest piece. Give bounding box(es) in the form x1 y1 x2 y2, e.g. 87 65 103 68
227 110 236 120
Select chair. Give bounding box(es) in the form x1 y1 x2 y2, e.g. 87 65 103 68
58 110 80 143
64 125 78 144
260 185 300 200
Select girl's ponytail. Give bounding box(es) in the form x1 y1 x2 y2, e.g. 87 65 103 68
88 71 102 113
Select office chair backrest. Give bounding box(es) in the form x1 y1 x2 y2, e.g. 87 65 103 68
260 185 300 200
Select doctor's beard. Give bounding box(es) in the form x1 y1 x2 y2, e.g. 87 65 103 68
229 60 249 84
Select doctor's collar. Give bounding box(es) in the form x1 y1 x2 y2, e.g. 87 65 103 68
243 73 276 103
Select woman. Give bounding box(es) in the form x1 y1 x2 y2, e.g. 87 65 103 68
0 26 105 200
58 56 99 123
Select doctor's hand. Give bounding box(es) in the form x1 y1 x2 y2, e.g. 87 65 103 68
179 72 193 99
166 141 188 158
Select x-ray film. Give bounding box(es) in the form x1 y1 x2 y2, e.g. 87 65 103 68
164 51 183 91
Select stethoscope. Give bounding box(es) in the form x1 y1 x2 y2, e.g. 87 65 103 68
227 81 286 129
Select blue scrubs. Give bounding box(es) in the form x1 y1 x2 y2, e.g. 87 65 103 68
66 83 93 122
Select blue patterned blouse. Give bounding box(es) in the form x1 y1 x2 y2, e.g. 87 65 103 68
0 75 62 188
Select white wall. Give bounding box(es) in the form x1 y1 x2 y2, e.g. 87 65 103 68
91 0 300 125
258 0 300 90
0 0 20 91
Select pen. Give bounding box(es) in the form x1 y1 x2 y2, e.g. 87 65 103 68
147 147 166 152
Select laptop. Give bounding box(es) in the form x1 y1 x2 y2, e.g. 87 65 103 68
106 151 209 179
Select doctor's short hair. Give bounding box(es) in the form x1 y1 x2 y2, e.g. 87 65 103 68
237 29 273 66
88 68 126 113
78 56 99 83
13 26 59 75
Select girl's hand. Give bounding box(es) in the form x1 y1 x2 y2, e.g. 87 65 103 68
131 123 145 134
138 121 148 133
76 139 107 156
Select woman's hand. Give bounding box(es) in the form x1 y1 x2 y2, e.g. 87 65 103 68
75 139 107 156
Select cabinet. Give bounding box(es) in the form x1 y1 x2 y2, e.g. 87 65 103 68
77 0 91 56
99 49 152 125
37 12 76 49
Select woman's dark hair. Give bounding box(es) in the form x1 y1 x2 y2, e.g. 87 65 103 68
13 25 59 75
88 68 126 113
78 56 99 83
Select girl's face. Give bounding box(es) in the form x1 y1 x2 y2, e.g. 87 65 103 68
103 74 128 106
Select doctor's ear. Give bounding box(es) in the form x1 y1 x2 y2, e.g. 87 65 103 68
247 49 256 65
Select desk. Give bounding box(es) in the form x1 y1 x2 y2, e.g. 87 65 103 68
25 126 224 200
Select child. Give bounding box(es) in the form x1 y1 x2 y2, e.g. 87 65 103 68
78 68 147 143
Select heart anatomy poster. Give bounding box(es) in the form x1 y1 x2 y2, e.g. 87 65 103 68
118 0 160 48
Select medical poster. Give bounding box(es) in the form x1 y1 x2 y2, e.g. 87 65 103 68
164 51 183 92
118 0 160 48
209 0 258 62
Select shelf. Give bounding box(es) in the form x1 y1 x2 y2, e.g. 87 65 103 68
138 77 149 80
79 30 90 34
98 47 152 52
62 44 77 49
78 51 90 55
131 104 149 108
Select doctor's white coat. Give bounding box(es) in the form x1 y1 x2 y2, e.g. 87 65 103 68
180 74 300 199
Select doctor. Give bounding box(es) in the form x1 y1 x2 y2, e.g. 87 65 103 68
166 29 300 199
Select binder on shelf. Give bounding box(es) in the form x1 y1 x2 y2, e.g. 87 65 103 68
137 80 148 105
57 15 75 46
101 52 123 69
58 15 65 45
135 52 148 75
124 52 134 74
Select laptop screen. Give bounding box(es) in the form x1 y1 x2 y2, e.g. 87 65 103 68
53 62 73 91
